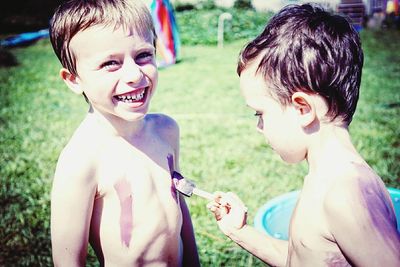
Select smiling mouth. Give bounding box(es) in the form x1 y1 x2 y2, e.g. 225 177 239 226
114 87 148 103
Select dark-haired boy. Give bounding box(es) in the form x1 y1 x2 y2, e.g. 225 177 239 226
208 4 400 266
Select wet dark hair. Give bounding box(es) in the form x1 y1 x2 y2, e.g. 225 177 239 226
49 0 156 76
237 4 364 125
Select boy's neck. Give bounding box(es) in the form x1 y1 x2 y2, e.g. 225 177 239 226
305 123 362 176
86 107 146 139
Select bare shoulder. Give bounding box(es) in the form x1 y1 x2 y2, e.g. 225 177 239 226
322 164 400 265
146 113 179 141
53 122 102 188
325 164 380 206
56 136 96 173
323 162 395 226
146 113 179 130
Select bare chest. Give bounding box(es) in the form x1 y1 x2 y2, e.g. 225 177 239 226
89 138 182 257
95 136 176 197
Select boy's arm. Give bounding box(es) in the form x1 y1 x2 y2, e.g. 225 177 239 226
163 114 200 266
179 194 201 267
325 183 400 266
208 192 288 266
51 148 97 267
228 224 288 266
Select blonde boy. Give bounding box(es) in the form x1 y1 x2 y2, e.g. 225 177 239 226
49 0 199 266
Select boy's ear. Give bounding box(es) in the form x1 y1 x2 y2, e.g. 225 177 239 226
291 92 316 127
60 68 83 95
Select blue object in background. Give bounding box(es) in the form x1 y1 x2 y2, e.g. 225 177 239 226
0 29 49 47
254 187 400 240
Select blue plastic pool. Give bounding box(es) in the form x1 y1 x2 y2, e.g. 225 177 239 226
254 187 400 240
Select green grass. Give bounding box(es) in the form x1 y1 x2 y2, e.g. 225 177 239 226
1 7 399 266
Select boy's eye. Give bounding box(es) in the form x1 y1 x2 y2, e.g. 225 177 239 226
136 51 154 63
254 111 263 117
100 60 120 70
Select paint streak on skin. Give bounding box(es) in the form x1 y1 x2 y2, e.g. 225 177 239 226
167 153 178 202
325 252 351 267
167 153 174 176
358 169 399 252
114 179 133 247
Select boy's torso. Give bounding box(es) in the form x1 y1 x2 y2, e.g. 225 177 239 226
288 187 351 267
286 160 396 267
76 114 183 266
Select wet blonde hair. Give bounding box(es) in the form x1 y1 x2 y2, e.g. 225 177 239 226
50 0 156 75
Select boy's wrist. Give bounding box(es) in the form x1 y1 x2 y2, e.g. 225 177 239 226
226 223 249 242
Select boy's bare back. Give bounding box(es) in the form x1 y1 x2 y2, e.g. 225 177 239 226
290 153 398 266
52 114 184 266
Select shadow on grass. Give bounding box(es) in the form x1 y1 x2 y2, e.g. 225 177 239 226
0 48 18 67
383 102 400 109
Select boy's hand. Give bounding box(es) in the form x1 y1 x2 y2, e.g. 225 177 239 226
207 192 248 236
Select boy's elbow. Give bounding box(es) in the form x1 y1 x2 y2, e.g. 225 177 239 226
52 255 86 267
52 245 87 267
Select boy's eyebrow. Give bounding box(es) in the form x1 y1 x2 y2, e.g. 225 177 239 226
88 54 121 70
93 54 119 64
136 43 156 51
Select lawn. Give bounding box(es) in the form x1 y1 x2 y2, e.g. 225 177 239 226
0 7 399 266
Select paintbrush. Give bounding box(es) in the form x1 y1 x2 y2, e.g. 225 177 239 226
172 171 214 200
172 171 248 213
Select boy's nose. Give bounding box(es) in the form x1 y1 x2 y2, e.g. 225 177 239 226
123 62 144 84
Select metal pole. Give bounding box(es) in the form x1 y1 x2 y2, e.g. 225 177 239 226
217 12 232 48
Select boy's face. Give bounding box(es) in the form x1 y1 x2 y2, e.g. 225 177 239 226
65 24 157 122
239 62 306 163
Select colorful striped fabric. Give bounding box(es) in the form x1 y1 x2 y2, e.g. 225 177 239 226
150 0 181 67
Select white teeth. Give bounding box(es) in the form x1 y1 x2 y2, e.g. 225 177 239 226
116 91 145 102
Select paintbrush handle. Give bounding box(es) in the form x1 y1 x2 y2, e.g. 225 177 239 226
193 187 248 213
192 187 214 200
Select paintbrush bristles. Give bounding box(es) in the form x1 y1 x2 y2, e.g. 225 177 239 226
176 179 196 197
172 171 215 200
172 171 196 197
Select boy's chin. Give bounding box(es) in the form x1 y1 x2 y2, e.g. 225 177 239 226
117 104 151 121
122 112 148 122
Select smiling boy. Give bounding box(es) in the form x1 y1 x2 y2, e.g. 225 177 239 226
49 0 199 266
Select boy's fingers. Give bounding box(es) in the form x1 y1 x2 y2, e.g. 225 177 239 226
226 192 244 204
219 193 237 206
211 206 224 221
212 191 225 202
206 203 214 211
207 203 220 212
215 192 248 216
226 192 247 209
